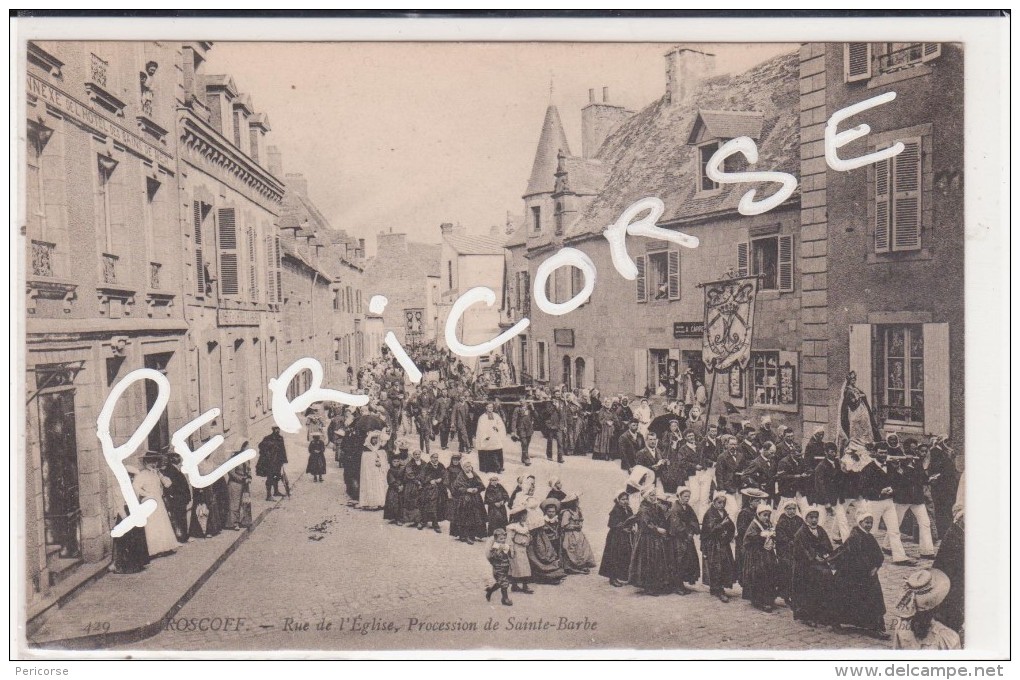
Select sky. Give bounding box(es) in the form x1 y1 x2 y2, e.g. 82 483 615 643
204 42 796 256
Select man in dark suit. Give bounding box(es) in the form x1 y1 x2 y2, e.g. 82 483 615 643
616 420 644 473
633 432 666 486
810 442 847 542
511 401 536 466
714 435 745 522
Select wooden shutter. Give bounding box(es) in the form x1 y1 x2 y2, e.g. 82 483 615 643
921 43 941 62
274 235 282 302
217 207 239 296
844 43 872 82
892 139 922 251
848 324 873 407
521 271 531 316
778 235 794 292
265 234 276 303
737 241 749 277
874 157 891 253
634 349 647 396
247 225 258 302
922 323 950 437
667 249 681 300
636 255 647 303
193 200 205 295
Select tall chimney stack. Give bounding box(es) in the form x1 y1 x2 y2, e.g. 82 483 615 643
267 145 283 177
581 84 634 159
588 88 595 103
603 86 609 102
440 222 454 236
664 46 716 106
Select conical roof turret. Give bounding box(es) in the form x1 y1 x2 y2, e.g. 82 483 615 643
524 105 571 197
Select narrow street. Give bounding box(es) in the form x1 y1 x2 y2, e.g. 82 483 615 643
126 437 922 653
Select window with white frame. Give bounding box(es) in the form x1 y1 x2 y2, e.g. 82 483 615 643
748 350 799 408
697 141 720 192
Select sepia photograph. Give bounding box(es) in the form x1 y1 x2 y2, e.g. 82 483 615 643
10 11 1010 665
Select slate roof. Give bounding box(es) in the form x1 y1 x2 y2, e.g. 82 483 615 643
524 105 572 197
686 109 765 144
556 155 609 196
444 233 507 256
564 50 800 240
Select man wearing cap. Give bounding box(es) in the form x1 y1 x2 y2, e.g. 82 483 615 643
754 415 776 449
858 449 913 565
805 426 827 466
617 420 644 473
511 400 536 466
714 435 745 523
776 436 811 518
811 442 850 543
694 423 721 519
677 431 702 505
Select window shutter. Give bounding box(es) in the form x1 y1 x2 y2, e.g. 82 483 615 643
265 234 276 303
667 249 681 300
874 157 891 253
921 43 941 63
247 225 258 302
217 207 239 296
543 343 550 382
274 235 282 302
778 235 794 292
634 349 647 396
844 43 872 82
737 241 749 277
922 323 950 437
636 254 647 303
521 271 531 316
193 200 205 295
848 324 873 407
892 139 922 252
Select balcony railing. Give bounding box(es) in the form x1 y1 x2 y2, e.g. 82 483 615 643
31 240 55 278
102 253 118 284
90 53 108 88
877 44 925 73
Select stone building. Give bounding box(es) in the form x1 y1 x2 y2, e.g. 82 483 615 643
438 223 507 353
274 156 366 391
798 42 964 451
24 40 189 608
362 230 441 347
176 45 285 459
510 47 805 433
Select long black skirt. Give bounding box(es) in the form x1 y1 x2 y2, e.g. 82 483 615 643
478 449 504 473
598 527 633 581
741 547 779 606
629 533 673 593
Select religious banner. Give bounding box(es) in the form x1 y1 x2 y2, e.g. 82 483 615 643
701 275 759 373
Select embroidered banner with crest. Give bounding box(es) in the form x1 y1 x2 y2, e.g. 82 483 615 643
702 275 758 373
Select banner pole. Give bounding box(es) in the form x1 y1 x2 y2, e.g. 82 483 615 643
702 369 717 436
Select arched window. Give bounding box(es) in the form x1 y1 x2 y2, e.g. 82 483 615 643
562 355 572 390
574 357 586 390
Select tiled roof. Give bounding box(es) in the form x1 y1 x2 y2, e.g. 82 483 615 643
565 50 800 240
444 233 507 255
687 109 765 143
525 105 571 197
504 214 529 248
556 155 609 196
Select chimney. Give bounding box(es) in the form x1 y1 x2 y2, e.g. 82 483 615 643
285 172 308 197
664 46 716 106
488 224 501 238
440 222 455 236
267 145 283 177
581 84 634 159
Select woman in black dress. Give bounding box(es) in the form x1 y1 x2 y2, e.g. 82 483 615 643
527 498 567 583
306 434 327 482
112 466 150 574
741 504 780 611
775 500 806 605
483 475 510 536
667 487 701 595
791 506 837 627
832 513 890 639
451 461 487 543
701 492 737 602
383 457 405 524
598 491 635 587
628 491 673 595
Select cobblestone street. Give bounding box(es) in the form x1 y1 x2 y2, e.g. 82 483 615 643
124 436 930 653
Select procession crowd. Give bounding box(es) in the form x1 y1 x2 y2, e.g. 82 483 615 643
111 339 964 651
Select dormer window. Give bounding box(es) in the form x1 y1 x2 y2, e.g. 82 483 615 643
698 141 720 192
531 206 541 233
688 110 764 195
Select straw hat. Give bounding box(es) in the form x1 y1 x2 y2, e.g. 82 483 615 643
740 488 770 499
894 569 951 617
539 498 561 513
